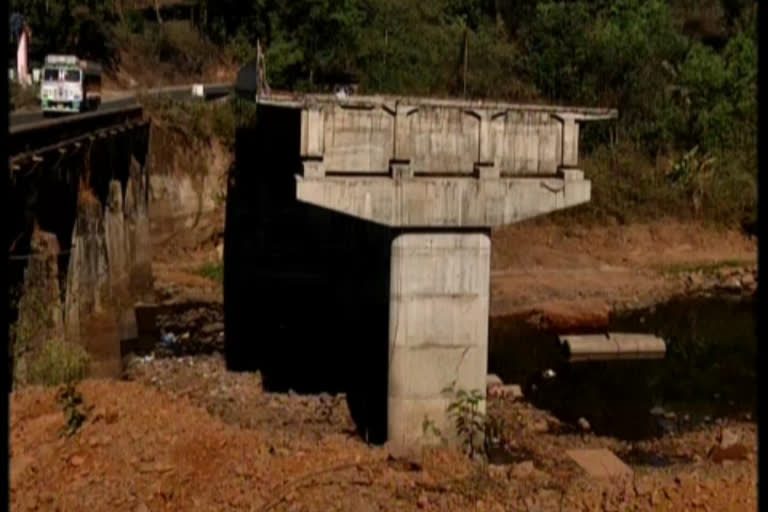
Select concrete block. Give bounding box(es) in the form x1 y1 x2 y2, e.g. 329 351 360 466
387 233 491 449
390 160 414 179
300 108 325 157
388 396 456 448
390 295 488 348
388 395 488 449
487 374 503 388
475 162 500 179
302 159 325 178
566 449 633 479
559 168 584 181
296 176 591 227
390 234 490 296
389 346 486 399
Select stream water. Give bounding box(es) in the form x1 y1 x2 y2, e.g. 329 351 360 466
489 294 756 441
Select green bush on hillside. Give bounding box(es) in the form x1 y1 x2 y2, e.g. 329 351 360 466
27 339 90 387
10 0 755 225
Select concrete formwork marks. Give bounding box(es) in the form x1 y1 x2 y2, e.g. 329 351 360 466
292 99 614 176
388 233 490 449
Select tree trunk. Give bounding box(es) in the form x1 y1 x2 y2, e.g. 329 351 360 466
154 0 163 24
115 0 124 22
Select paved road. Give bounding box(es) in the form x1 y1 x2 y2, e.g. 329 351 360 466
9 83 232 128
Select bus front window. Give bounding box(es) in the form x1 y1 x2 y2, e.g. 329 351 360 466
43 68 59 81
64 69 81 82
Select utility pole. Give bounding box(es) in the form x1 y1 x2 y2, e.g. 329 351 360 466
256 39 270 99
463 28 468 98
384 29 388 68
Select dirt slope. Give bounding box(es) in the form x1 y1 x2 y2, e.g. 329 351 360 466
10 365 757 511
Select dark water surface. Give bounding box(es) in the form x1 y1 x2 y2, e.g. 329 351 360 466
489 295 756 441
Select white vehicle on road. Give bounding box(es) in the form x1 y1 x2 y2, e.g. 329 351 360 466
40 54 102 115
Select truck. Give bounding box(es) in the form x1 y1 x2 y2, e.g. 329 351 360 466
40 54 102 116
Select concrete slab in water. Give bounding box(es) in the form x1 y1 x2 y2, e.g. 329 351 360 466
566 448 633 479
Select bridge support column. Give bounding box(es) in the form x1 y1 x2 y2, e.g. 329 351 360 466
387 233 490 449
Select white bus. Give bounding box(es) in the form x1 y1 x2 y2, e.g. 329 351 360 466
40 54 102 115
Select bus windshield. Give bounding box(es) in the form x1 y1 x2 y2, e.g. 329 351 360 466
43 68 59 81
64 69 81 82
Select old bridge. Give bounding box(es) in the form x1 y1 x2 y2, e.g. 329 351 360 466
7 85 229 382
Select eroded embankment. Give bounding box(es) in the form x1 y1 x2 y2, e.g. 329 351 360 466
144 100 232 262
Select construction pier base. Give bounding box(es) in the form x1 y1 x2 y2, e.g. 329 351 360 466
225 94 616 449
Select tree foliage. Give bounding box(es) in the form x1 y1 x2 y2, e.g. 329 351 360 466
10 0 757 224
10 0 118 66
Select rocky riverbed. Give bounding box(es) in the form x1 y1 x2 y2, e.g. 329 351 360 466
10 350 757 511
10 219 758 511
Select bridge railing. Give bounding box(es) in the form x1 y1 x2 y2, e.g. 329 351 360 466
9 82 234 160
9 106 145 159
256 95 617 178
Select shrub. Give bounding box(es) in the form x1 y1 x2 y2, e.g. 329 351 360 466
56 381 88 437
197 262 224 283
27 339 90 387
422 383 507 461
123 8 145 35
9 81 40 110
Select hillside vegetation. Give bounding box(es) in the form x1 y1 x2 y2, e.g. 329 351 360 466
10 0 756 227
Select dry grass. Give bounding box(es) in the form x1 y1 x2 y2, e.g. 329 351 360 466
26 339 90 387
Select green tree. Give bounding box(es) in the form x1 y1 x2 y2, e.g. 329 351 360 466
10 0 117 66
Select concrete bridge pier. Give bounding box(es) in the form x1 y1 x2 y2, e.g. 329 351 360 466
234 95 616 449
388 232 490 447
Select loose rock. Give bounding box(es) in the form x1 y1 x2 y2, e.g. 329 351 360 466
511 461 535 479
500 384 524 400
719 428 740 449
722 276 742 292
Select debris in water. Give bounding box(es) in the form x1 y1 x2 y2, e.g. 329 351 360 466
161 332 177 346
542 369 556 379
